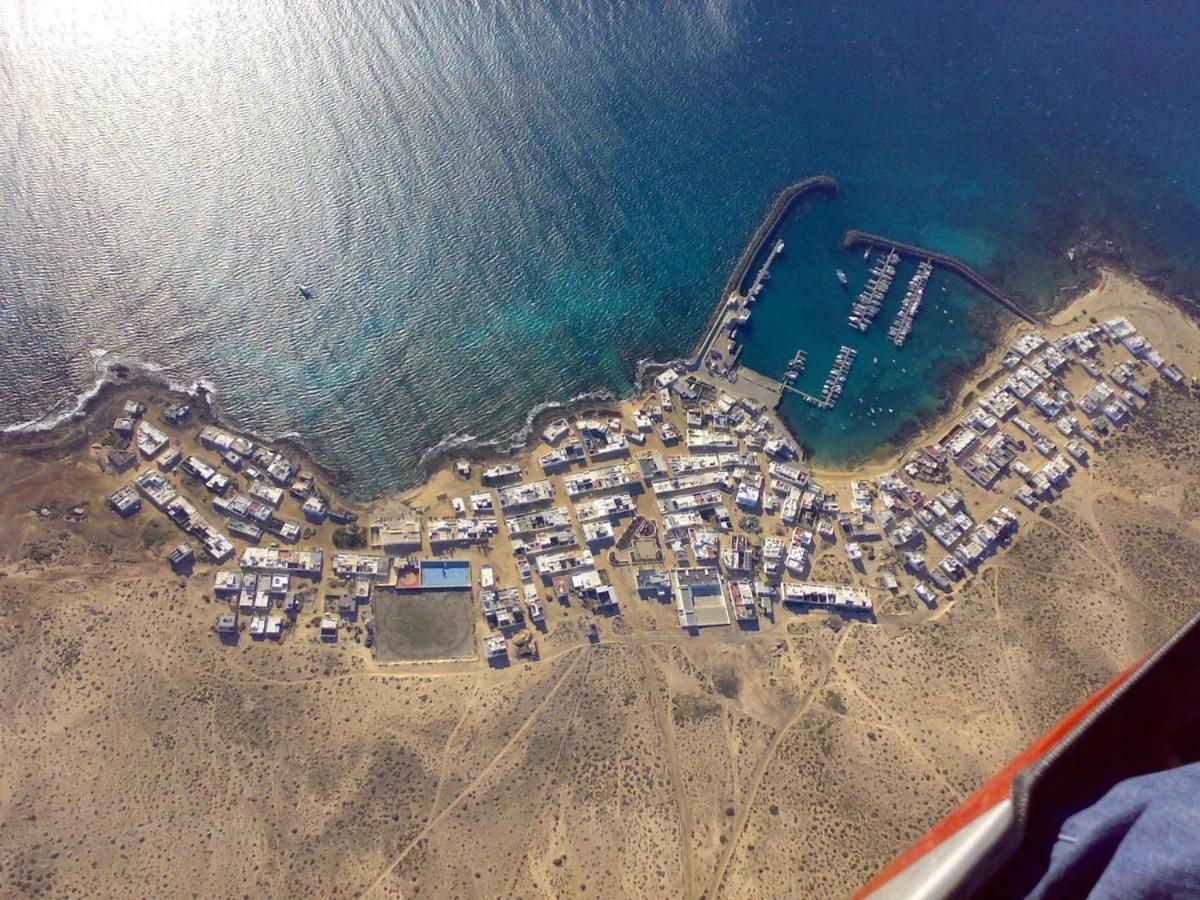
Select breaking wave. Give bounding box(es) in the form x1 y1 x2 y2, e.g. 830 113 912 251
0 350 215 435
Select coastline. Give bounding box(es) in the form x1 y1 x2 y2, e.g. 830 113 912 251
5 252 1200 900
808 264 1197 481
4 203 1196 504
0 369 366 519
0 266 1187 516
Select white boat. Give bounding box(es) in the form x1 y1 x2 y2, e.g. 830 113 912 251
836 269 848 286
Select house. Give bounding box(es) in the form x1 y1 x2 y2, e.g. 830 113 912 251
496 479 556 510
575 492 637 522
302 495 328 523
320 615 339 641
481 463 521 484
108 485 142 518
216 613 237 635
158 447 182 471
213 571 242 594
581 520 615 546
427 518 497 545
484 634 508 659
721 535 753 575
248 480 284 508
107 449 136 473
780 582 873 613
266 456 297 486
542 418 570 444
728 581 757 623
505 506 572 536
163 403 190 426
636 569 672 600
136 421 168 459
239 547 323 576
735 474 762 510
167 543 194 570
205 473 232 495
564 464 640 498
332 553 392 583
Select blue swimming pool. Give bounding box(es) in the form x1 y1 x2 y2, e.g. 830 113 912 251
419 560 471 590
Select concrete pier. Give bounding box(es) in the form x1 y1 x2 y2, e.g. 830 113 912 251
841 229 1040 324
728 366 785 408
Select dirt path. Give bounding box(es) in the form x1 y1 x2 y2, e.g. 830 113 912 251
427 681 483 817
640 645 697 899
503 647 597 897
703 626 852 899
360 646 586 898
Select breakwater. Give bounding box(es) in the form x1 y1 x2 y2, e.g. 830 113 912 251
841 229 1040 325
690 175 839 366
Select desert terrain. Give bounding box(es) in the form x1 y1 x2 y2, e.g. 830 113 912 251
1 270 1199 898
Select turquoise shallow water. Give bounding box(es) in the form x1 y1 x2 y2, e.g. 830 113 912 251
2 0 1199 497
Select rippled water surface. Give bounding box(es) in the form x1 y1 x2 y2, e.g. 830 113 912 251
3 0 1199 496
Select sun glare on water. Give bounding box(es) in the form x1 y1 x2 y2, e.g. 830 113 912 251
5 0 227 53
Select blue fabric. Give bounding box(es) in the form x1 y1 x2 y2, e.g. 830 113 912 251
1026 763 1200 899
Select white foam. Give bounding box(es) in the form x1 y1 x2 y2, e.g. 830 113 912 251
1 350 215 434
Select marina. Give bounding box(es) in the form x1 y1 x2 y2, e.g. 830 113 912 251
784 345 857 410
847 249 899 333
887 259 934 347
782 349 807 383
841 229 1041 325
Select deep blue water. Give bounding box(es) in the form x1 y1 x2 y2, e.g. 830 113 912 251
2 0 1199 497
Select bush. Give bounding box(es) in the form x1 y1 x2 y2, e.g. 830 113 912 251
141 519 171 549
332 525 366 549
825 690 847 715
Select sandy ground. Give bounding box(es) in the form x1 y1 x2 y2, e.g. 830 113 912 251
1 270 1199 898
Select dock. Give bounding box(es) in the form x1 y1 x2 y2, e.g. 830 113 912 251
782 345 856 410
841 230 1040 325
782 385 832 409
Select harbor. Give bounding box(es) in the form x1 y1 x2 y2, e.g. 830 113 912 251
690 175 838 370
683 176 1050 466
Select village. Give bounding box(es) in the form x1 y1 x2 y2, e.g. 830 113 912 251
99 311 1194 665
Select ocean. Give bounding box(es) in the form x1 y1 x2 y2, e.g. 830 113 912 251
2 0 1199 497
